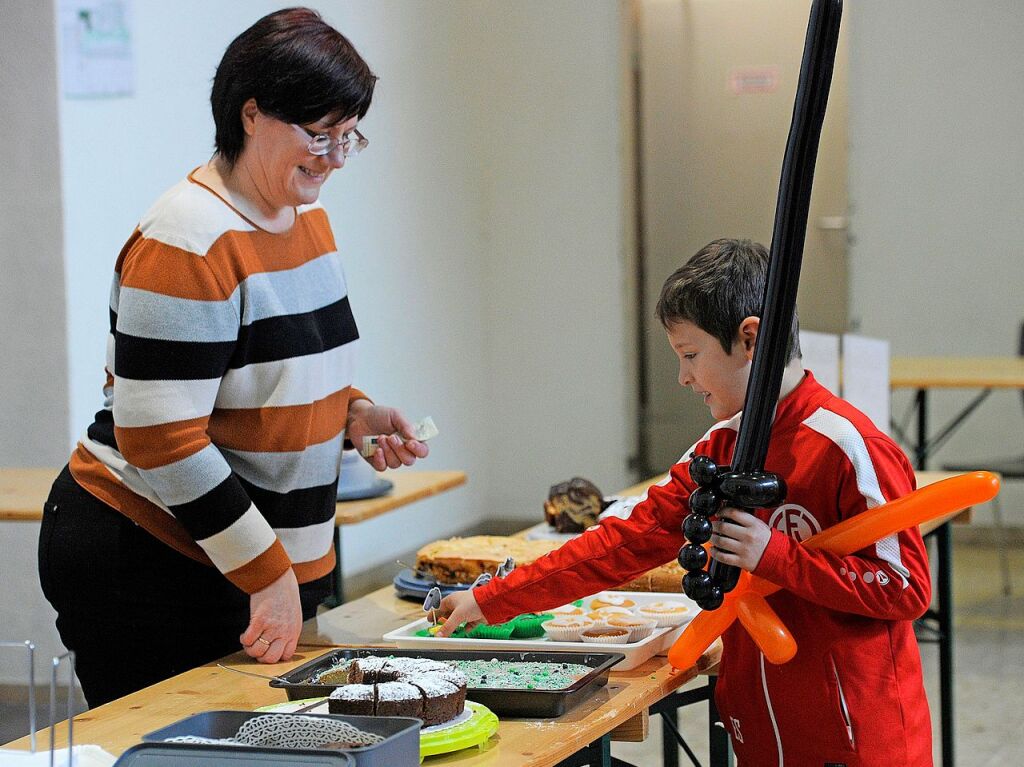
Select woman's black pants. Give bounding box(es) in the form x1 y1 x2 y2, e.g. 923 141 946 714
38 465 331 708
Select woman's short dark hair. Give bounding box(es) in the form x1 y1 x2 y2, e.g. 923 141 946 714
655 238 801 362
211 7 377 167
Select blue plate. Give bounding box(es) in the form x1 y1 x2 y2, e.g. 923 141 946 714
336 477 393 502
393 568 472 601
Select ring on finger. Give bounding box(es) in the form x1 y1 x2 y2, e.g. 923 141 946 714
256 635 271 647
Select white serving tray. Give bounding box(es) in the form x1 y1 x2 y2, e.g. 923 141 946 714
381 591 699 671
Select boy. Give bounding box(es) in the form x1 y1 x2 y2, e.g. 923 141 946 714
437 239 933 766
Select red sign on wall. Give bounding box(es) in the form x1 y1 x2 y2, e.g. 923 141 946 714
729 67 780 94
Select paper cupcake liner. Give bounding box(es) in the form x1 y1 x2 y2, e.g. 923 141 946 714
636 606 690 628
541 617 594 642
606 617 658 643
510 613 554 638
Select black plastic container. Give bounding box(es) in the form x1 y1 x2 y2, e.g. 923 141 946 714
141 711 420 767
115 742 354 766
271 648 625 717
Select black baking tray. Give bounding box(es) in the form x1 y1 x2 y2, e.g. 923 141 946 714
115 742 354 766
270 647 625 717
141 711 419 767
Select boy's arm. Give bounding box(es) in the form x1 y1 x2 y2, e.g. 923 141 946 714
754 438 931 620
471 467 693 624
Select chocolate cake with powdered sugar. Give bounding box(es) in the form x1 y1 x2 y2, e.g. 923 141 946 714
326 656 467 726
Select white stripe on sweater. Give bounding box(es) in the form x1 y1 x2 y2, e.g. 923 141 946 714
113 376 221 428
216 343 358 409
222 434 345 493
275 519 335 564
197 504 278 574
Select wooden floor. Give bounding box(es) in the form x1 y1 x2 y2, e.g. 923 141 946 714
2 537 1021 766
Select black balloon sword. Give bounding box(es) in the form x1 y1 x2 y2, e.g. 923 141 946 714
678 0 844 610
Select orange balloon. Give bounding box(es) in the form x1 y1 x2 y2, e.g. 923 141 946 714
735 591 796 664
668 471 1000 670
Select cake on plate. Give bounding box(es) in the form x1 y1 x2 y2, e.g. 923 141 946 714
415 536 562 584
327 656 467 727
543 477 606 533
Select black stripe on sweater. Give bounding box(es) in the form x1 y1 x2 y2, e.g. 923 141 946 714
169 475 254 542
230 296 359 369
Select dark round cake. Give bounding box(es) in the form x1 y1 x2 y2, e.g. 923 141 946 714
544 477 605 532
327 657 467 727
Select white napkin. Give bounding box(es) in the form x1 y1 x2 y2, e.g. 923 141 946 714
0 746 117 767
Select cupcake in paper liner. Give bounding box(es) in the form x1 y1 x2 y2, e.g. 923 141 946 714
606 615 658 643
541 616 594 642
637 600 691 627
580 626 631 644
585 606 633 627
589 594 637 610
548 604 586 617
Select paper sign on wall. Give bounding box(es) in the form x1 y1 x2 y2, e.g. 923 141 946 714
59 0 134 98
799 330 840 396
842 334 891 436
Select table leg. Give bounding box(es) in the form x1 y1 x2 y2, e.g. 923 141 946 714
554 734 636 767
915 388 928 469
321 527 344 609
937 521 955 767
912 387 955 767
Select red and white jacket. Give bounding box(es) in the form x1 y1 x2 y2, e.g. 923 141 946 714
475 373 932 766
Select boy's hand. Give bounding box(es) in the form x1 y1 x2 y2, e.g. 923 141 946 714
710 508 772 572
433 590 485 637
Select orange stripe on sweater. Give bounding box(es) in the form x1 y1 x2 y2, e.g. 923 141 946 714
118 209 336 301
207 388 350 452
70 444 211 565
114 416 210 469
223 539 292 593
71 445 327 591
293 548 335 583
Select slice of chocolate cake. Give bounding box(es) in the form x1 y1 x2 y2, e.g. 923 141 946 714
413 677 467 727
327 683 375 716
373 681 423 720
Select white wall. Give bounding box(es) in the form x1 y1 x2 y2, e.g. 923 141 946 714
0 0 631 684
847 1 1024 519
0 0 71 689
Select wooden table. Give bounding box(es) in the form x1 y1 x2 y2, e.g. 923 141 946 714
890 356 1024 469
0 470 976 766
891 357 1023 767
3 585 720 766
0 467 467 605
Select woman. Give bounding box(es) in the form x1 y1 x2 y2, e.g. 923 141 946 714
37 8 426 707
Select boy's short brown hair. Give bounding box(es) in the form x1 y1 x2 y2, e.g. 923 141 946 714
655 238 801 362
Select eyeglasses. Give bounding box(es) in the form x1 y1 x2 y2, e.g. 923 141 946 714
294 124 368 157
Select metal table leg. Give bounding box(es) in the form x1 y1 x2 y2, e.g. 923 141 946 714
937 521 955 767
321 527 344 609
553 734 637 767
911 386 955 767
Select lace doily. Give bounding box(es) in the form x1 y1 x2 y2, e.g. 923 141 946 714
164 714 384 750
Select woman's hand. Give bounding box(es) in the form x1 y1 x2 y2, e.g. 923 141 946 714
710 508 773 572
433 590 486 637
241 568 302 664
346 400 429 471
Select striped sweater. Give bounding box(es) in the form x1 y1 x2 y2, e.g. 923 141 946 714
70 172 366 594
